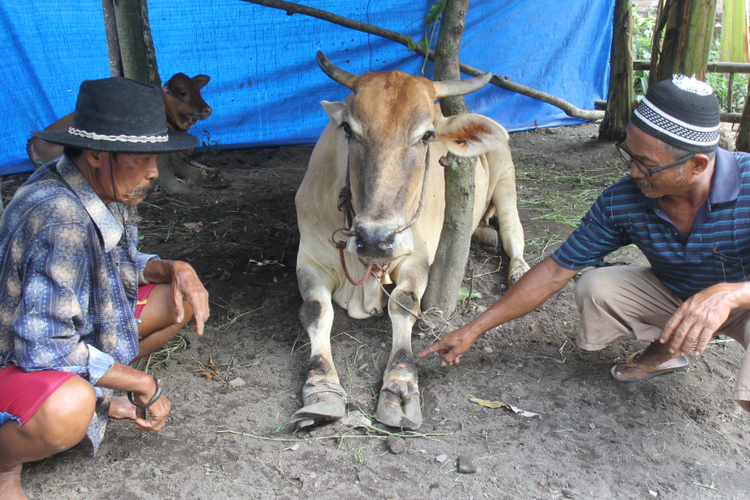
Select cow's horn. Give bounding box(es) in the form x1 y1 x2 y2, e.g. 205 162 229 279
316 51 359 89
433 72 492 98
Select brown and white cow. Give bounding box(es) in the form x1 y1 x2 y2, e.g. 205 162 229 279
27 73 212 167
293 52 529 429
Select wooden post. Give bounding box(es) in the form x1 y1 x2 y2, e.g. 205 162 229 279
599 0 634 141
104 0 160 86
736 78 750 150
102 0 123 77
422 0 474 317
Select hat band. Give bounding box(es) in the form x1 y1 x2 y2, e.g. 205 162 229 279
634 97 719 148
68 127 169 143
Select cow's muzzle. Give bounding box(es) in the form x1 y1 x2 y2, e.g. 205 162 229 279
347 221 413 263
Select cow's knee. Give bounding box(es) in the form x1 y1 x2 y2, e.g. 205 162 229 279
299 299 324 328
389 289 419 317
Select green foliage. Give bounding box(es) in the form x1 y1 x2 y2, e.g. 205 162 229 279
631 8 655 100
424 0 447 26
200 129 221 160
707 25 749 113
706 72 748 113
458 286 482 301
630 8 748 112
406 0 446 75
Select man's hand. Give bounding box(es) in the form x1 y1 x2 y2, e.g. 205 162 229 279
660 283 749 356
419 324 480 366
145 259 210 335
419 258 576 366
133 394 171 432
98 365 172 431
168 261 210 335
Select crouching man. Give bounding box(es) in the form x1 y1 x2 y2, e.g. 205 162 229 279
0 77 210 499
421 75 750 410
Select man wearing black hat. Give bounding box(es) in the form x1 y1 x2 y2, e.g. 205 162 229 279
0 77 210 499
421 75 750 411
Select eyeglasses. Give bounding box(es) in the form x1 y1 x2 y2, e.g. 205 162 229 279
615 142 696 178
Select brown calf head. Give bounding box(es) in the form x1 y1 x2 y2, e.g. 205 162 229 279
316 52 502 265
28 73 214 167
162 73 212 132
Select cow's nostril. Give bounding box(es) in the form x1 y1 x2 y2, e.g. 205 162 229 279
356 240 365 250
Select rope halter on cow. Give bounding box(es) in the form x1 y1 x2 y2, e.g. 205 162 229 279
332 148 431 286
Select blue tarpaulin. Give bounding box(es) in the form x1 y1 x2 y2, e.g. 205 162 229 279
1 0 615 175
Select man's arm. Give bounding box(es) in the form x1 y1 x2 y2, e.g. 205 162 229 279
143 259 210 335
419 257 579 365
660 281 750 356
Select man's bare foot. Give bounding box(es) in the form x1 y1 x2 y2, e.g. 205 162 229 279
612 340 688 381
0 464 27 500
108 396 137 420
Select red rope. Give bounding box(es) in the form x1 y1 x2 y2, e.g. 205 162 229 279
336 241 372 286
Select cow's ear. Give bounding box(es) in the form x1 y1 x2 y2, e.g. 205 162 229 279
435 113 509 157
321 101 346 124
193 75 210 89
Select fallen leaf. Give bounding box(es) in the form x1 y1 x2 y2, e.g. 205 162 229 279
183 221 204 232
468 395 540 418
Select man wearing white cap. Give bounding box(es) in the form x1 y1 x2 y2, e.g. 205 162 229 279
0 77 210 499
422 75 750 410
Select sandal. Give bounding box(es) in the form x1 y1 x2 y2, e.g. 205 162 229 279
611 351 689 383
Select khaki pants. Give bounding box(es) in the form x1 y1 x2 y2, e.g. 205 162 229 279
574 265 750 411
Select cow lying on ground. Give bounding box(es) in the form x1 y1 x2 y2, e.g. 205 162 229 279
27 73 212 167
293 52 529 429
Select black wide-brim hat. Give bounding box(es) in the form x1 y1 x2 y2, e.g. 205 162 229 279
32 77 199 153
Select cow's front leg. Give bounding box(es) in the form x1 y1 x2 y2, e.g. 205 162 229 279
292 262 346 426
375 264 426 429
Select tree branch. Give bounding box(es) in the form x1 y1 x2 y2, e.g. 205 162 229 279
240 0 603 121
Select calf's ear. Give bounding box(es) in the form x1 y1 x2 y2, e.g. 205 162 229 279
192 75 210 89
435 113 509 157
321 101 346 124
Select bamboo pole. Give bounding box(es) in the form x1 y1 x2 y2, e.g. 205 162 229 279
599 0 634 141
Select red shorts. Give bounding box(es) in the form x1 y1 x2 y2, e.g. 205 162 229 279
135 283 157 323
0 365 76 426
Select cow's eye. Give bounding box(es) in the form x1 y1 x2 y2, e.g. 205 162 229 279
421 131 435 143
341 122 353 138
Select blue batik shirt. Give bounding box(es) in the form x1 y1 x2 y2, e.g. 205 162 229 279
552 148 750 299
0 155 157 453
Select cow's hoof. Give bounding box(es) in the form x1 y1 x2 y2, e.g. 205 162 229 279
508 258 530 286
375 389 422 429
291 381 347 425
509 271 524 285
472 226 499 254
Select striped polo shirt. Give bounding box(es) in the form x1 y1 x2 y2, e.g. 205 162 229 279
552 148 750 299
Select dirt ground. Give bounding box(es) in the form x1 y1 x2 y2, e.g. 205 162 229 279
5 122 750 499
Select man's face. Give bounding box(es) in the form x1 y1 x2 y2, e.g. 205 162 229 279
108 153 159 205
623 124 692 198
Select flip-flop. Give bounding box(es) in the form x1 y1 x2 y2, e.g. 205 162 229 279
610 351 689 383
